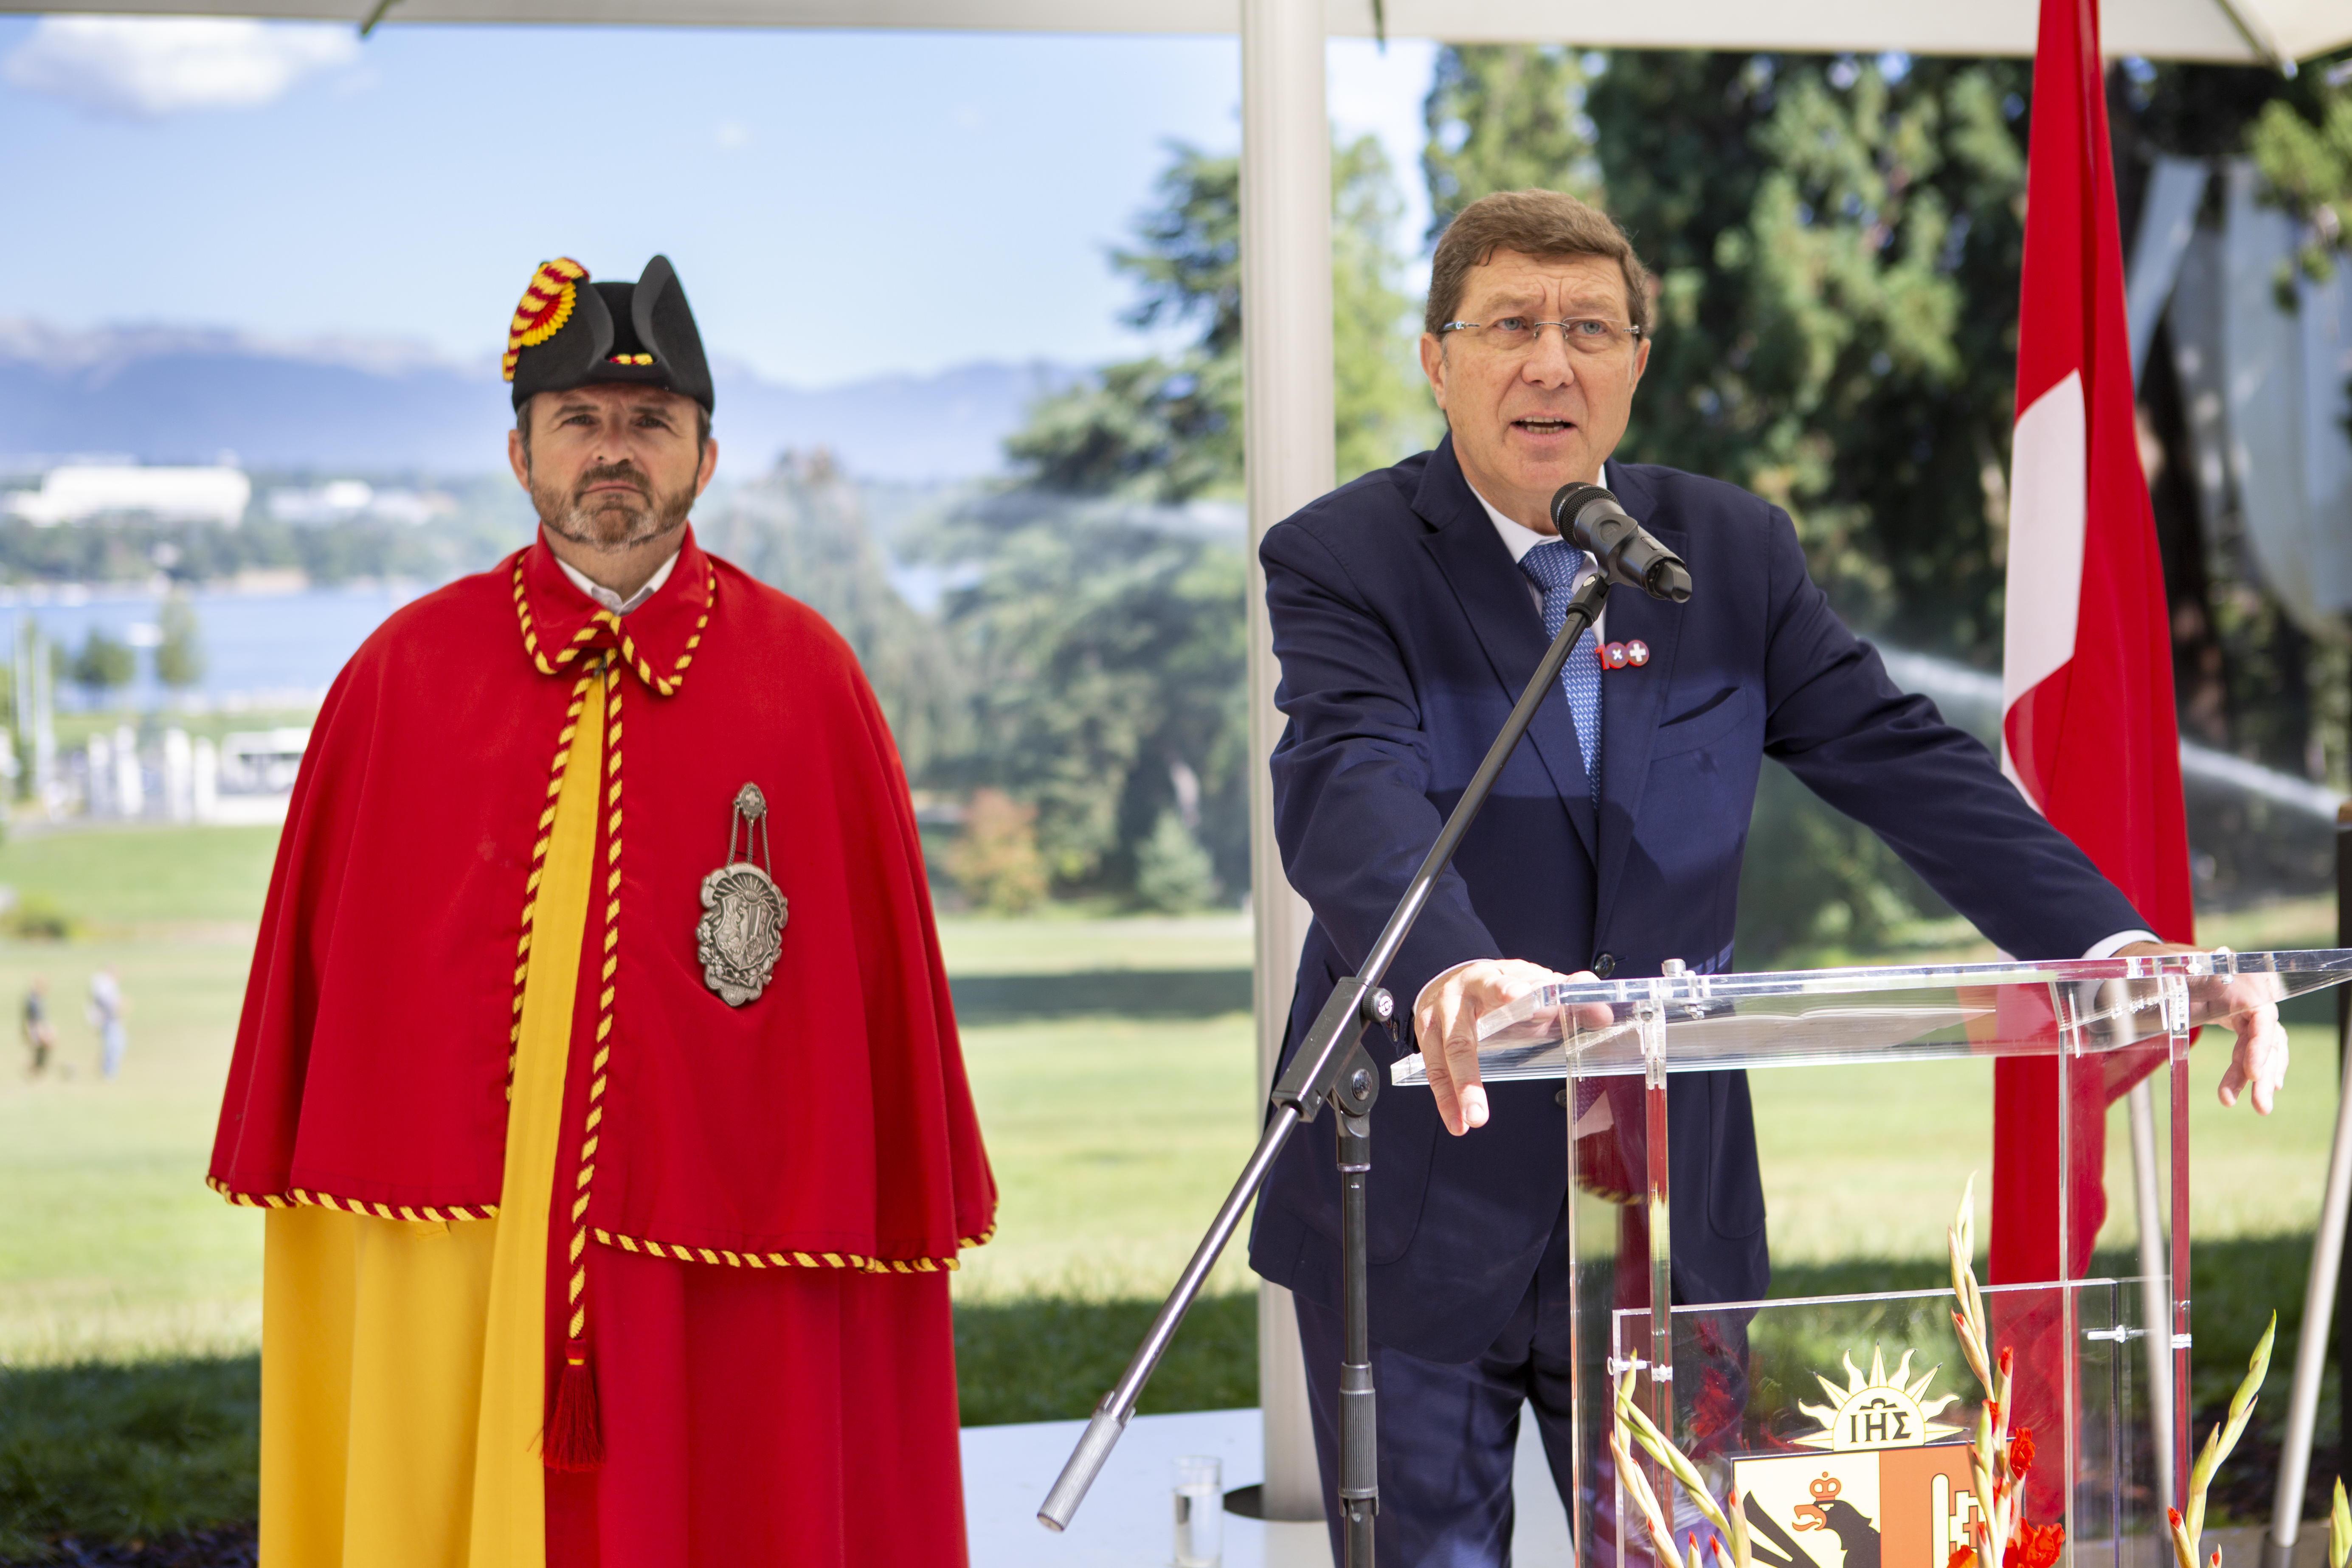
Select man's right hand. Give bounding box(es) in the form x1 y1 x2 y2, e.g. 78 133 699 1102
1413 959 1598 1136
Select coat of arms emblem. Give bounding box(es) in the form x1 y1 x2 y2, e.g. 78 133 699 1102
697 783 787 1006
1727 1345 1972 1568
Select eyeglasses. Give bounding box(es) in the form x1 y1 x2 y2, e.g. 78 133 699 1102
1436 317 1646 356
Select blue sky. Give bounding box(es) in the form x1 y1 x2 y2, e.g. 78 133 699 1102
0 17 1438 386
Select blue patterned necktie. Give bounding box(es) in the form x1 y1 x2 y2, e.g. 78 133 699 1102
1519 538 1602 802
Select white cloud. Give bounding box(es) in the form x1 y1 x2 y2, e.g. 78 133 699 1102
4 16 359 118
715 119 752 150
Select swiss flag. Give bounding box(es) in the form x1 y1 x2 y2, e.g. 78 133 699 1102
1992 0 2194 1514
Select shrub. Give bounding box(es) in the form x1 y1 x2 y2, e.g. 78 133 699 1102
3 894 78 943
1133 808 1218 913
948 789 1050 915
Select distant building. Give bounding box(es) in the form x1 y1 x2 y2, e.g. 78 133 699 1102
7 464 251 527
220 729 309 795
267 480 449 526
267 479 376 524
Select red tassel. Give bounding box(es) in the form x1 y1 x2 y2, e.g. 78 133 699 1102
544 1349 605 1471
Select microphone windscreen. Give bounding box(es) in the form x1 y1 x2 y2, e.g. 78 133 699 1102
1549 483 1613 537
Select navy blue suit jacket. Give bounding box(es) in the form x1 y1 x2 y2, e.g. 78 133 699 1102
1246 439 2147 1364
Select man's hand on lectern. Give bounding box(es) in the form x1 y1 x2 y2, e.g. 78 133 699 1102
2113 940 2289 1115
1414 959 1600 1137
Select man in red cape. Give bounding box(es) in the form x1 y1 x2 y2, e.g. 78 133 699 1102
209 254 995 1567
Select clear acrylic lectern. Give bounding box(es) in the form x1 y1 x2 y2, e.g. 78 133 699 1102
1391 948 2352 1568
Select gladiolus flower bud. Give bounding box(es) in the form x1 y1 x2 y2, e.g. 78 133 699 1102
2003 1523 2065 1568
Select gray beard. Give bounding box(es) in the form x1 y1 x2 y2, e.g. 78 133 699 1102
532 469 693 552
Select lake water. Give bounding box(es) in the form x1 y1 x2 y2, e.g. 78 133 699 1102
1 582 417 712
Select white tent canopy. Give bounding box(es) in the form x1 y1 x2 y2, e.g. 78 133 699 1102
8 0 2350 66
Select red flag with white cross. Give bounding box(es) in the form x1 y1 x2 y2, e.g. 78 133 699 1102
1990 0 2194 1512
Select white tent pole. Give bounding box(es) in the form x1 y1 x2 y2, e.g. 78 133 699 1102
2127 1080 2176 1509
2116 155 2198 1510
2265 968 2352 1566
1241 0 1333 1525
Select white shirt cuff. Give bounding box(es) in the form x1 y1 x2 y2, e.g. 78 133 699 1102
2082 929 2160 961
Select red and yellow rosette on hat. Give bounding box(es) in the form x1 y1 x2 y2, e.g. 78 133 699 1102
503 257 588 382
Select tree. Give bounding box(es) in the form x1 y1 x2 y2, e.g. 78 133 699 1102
1333 136 1444 482
70 629 133 705
956 133 1435 904
1004 352 1241 502
1115 142 1243 359
930 495 1248 897
692 450 969 780
2119 56 2352 295
153 594 205 690
1423 44 1599 240
1004 134 1437 500
2253 84 2352 277
1006 144 1243 501
1133 807 1220 912
1606 53 2042 647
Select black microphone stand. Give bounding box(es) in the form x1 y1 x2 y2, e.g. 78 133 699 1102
1038 566 1615 1567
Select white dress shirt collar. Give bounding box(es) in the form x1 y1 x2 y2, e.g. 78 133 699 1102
1466 460 1613 563
1466 465 1608 635
554 546 680 617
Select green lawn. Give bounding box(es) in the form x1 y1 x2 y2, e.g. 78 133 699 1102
0 934 263 1365
1751 1022 2345 1265
0 1357 259 1559
0 824 279 935
0 826 2341 1357
957 1011 1262 1303
0 825 2347 1548
935 909 1250 974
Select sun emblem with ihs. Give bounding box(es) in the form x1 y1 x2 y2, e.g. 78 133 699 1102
1795 1346 1963 1453
1729 1345 1974 1568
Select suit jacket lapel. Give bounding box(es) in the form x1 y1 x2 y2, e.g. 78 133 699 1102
1593 462 1687 937
1412 440 1598 858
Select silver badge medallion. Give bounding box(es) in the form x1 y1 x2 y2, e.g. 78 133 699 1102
696 783 787 1006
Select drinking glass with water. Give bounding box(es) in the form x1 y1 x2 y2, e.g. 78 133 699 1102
1171 1454 1221 1567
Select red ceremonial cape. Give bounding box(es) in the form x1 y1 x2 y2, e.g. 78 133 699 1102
211 527 995 1271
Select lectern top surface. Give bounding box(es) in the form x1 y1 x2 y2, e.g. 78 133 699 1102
1388 946 2352 1085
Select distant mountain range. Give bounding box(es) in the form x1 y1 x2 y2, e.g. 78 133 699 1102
0 319 1077 482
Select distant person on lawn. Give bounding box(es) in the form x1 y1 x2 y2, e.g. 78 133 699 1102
207 255 994 1568
87 967 124 1079
21 974 53 1079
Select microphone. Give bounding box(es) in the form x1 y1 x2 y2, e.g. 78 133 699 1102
1549 483 1693 602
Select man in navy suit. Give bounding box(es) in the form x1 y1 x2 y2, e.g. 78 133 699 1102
1246 189 2288 1565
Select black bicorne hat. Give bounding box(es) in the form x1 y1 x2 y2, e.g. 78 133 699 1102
503 254 715 413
